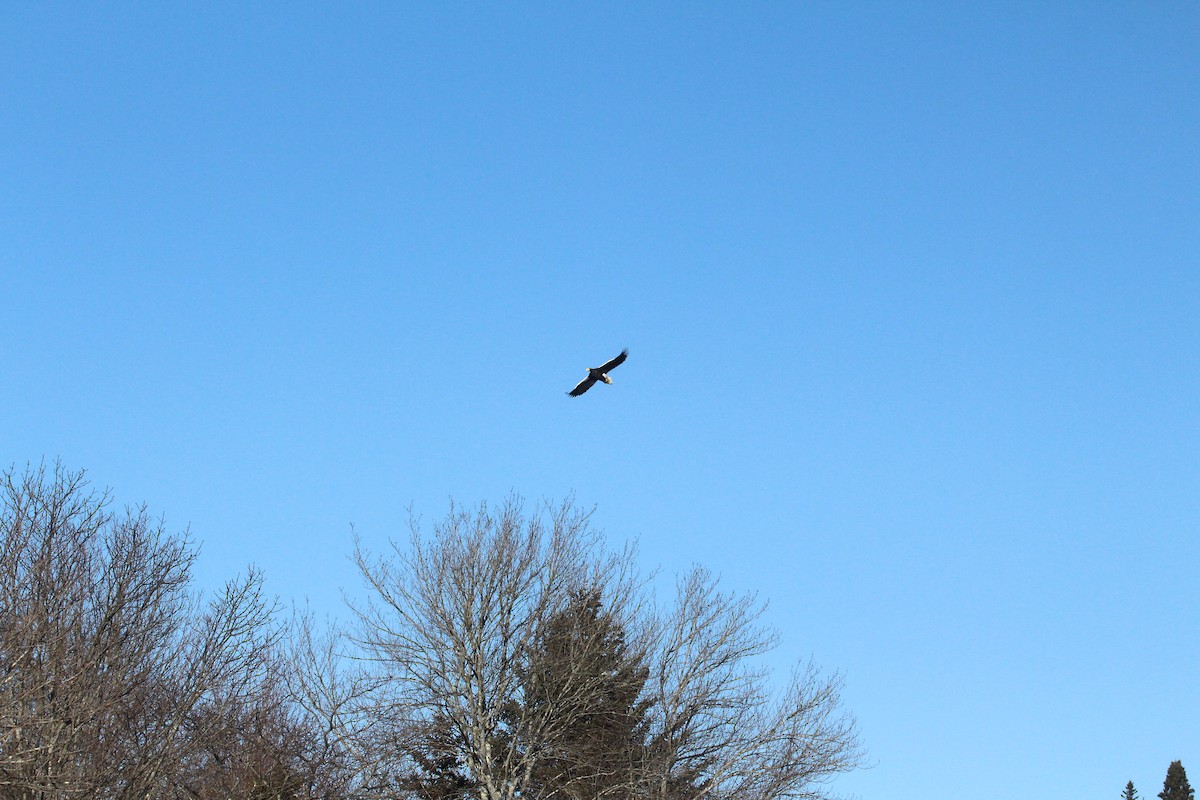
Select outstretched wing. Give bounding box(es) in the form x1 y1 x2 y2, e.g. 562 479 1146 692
597 349 628 373
568 376 597 396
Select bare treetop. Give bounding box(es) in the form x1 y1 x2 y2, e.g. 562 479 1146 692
349 496 862 800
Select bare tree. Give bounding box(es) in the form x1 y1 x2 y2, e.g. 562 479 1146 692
350 498 645 800
0 462 281 799
1 462 861 800
642 567 862 800
276 610 391 800
348 498 862 800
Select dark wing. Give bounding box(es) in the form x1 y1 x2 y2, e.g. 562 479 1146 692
568 376 597 396
597 349 628 373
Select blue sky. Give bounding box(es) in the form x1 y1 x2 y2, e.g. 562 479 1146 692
3 3 1197 797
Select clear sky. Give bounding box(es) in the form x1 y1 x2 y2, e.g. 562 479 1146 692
3 3 1197 797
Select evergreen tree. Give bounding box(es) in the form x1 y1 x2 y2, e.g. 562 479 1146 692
1125 781 1141 800
518 588 653 800
1160 761 1195 800
397 713 478 800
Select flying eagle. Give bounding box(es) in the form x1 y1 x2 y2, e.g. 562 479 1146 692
567 349 628 397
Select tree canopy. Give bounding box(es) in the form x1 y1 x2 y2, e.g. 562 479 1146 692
351 497 863 800
2 465 863 800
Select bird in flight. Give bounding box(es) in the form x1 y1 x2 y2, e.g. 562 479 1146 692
567 349 628 397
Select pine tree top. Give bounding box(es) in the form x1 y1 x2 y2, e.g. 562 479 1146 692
1160 761 1195 800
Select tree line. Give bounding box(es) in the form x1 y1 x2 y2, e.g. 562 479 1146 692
1124 761 1195 800
0 462 862 800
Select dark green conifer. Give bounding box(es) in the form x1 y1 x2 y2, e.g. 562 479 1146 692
1125 781 1140 800
396 713 478 800
1160 761 1195 800
519 588 653 800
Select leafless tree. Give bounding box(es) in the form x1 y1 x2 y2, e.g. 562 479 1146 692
275 610 392 800
348 497 862 800
350 498 647 800
0 462 281 799
641 567 863 800
0 460 860 800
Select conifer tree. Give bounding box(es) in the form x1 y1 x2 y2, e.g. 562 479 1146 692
1125 781 1140 800
518 588 653 800
397 713 478 800
1160 761 1195 800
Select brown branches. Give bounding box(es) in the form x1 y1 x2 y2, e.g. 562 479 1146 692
0 463 282 800
2 467 862 800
